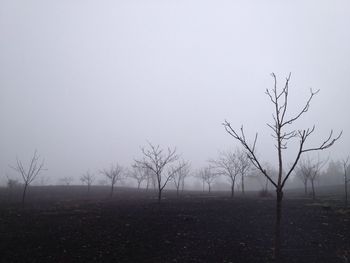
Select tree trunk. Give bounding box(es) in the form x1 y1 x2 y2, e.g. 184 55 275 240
304 180 308 196
137 181 141 189
208 183 211 193
176 187 180 198
22 184 28 205
273 189 283 260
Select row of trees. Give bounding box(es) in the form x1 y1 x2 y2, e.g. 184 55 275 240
8 146 348 206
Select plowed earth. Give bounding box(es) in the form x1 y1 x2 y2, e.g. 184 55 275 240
0 190 349 263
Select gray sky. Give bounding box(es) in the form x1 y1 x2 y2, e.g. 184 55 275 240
1 0 349 184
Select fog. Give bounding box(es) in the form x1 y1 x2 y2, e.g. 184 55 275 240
1 1 349 187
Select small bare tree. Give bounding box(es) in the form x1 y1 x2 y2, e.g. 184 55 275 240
210 150 240 198
342 157 349 208
129 165 149 189
80 171 94 194
309 156 328 200
195 169 206 192
6 175 20 200
10 150 46 204
198 166 217 193
223 73 341 258
297 156 327 200
100 164 123 197
171 160 190 197
60 176 74 186
135 142 183 202
295 159 310 196
237 149 251 195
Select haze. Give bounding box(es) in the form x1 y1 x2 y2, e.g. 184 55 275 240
1 0 349 185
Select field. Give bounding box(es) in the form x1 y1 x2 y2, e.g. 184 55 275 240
0 186 349 262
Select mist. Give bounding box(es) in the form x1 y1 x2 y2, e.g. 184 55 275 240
1 0 349 186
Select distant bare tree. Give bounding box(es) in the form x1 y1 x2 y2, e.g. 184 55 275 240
297 156 327 200
171 160 190 197
129 165 149 189
195 170 206 192
100 164 123 197
135 142 183 202
6 175 20 200
237 149 251 195
80 171 94 194
10 150 46 205
60 176 74 186
223 73 341 259
149 169 157 190
7 177 19 189
198 166 217 193
97 179 108 186
342 157 349 207
295 160 310 196
260 163 278 193
210 150 240 198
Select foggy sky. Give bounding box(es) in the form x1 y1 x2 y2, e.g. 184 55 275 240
1 0 349 185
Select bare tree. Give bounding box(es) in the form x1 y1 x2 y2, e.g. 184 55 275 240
210 150 240 198
295 159 310 196
80 171 95 194
223 73 341 258
100 164 123 197
135 142 182 202
97 179 108 186
6 175 20 201
195 169 206 192
171 160 190 197
309 156 328 200
10 150 46 205
237 149 251 195
60 176 74 186
297 156 327 200
129 165 149 189
198 166 217 193
342 157 349 208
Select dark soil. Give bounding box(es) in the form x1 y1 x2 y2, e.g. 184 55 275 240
0 188 349 263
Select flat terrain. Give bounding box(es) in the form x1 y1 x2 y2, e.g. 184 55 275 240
0 187 349 262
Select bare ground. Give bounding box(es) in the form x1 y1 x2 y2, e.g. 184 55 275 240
0 187 349 263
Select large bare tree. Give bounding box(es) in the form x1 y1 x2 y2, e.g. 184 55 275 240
210 150 240 198
11 150 46 205
223 73 341 258
135 142 183 202
171 160 190 197
100 164 124 197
